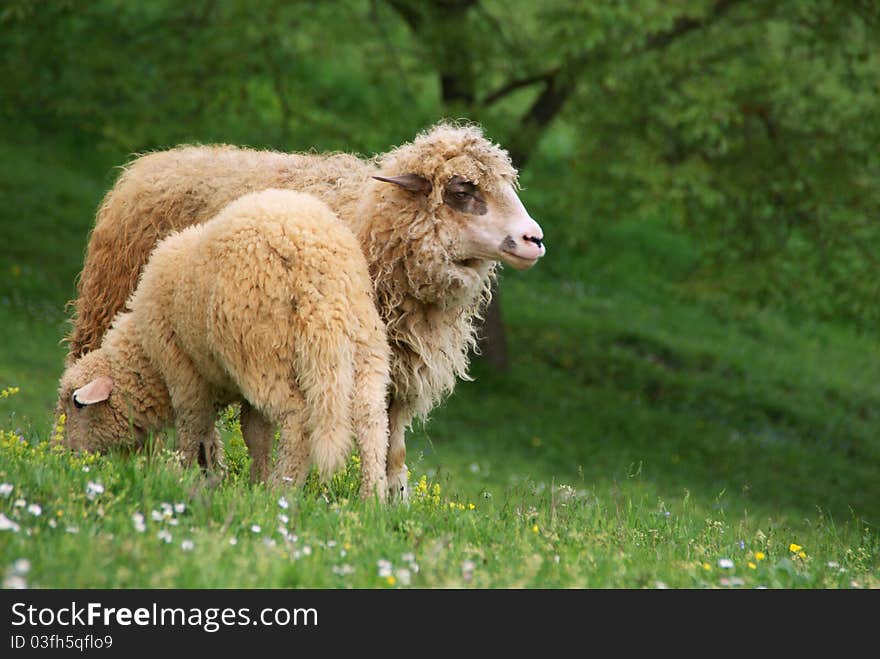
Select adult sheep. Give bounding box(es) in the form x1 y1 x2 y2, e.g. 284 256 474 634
65 122 546 497
58 189 391 499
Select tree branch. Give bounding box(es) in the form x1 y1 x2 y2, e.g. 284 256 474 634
480 68 559 108
643 0 745 51
509 0 746 168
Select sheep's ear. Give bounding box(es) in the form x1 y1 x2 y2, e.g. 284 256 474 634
372 174 432 195
72 376 114 407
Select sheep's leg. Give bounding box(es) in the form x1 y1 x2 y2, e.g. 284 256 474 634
271 407 311 489
387 398 412 501
146 330 224 473
240 401 274 484
352 339 390 502
174 394 222 471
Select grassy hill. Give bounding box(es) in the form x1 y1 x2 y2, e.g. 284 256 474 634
0 131 877 588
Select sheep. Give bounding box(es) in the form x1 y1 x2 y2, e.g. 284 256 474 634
57 189 391 500
64 122 546 498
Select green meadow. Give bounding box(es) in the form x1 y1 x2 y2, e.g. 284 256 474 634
1 130 877 588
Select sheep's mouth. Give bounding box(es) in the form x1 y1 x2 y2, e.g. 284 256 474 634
500 250 540 270
454 257 483 270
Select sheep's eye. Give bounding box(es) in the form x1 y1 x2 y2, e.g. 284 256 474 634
72 394 85 410
455 191 470 200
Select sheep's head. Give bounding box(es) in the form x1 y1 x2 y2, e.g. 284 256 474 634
369 123 545 305
56 350 144 452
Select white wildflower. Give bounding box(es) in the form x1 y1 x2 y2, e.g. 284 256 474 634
401 552 415 563
48 519 57 528
157 529 172 543
277 514 289 525
0 483 12 497
13 498 25 508
27 503 41 516
377 559 393 578
250 524 261 533
85 481 104 500
132 513 146 533
332 564 354 576
11 558 31 575
151 510 163 522
278 496 289 509
181 539 194 551
461 560 476 583
229 537 238 546
174 502 186 514
718 558 735 569
302 545 312 556
65 526 79 534
395 568 412 586
0 514 20 532
3 575 26 589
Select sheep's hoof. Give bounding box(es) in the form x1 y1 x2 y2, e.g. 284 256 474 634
361 476 389 504
387 468 409 503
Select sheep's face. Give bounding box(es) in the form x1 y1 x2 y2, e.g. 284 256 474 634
373 173 546 274
56 352 143 452
441 176 545 272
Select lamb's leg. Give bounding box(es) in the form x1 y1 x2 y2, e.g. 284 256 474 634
271 409 311 489
146 331 224 473
387 398 412 501
352 340 390 502
175 392 222 471
240 401 274 484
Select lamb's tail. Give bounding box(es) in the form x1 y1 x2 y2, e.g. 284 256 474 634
295 323 356 481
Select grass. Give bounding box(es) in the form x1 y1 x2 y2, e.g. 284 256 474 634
0 130 878 588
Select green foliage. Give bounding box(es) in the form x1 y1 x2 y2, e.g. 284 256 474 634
2 1 878 325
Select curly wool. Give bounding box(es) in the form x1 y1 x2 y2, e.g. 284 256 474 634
59 190 391 497
66 122 518 428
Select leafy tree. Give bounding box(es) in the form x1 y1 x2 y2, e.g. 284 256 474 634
2 0 877 346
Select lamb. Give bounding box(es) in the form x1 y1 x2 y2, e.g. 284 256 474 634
64 122 546 497
57 189 391 500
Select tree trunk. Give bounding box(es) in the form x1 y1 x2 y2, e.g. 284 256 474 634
478 284 508 371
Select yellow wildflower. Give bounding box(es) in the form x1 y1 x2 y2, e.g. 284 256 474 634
1 386 20 399
53 413 67 444
467 503 475 510
385 575 396 586
789 543 802 553
755 551 765 561
798 551 806 559
748 562 757 570
702 562 712 571
532 524 539 534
